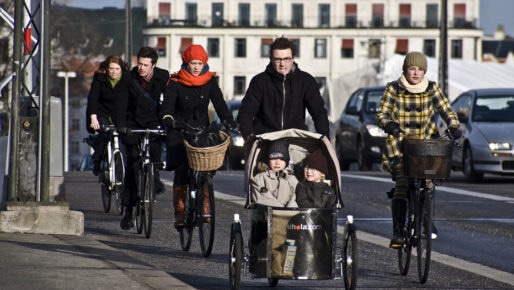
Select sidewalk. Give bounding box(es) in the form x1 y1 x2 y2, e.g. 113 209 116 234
0 175 195 290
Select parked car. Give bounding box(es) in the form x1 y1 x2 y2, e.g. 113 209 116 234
438 88 514 181
214 99 245 170
334 86 387 170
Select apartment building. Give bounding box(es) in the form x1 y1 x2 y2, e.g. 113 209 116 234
142 0 483 100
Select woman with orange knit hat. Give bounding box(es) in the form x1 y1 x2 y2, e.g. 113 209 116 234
160 44 237 228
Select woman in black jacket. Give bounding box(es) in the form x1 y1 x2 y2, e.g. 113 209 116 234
86 55 130 175
160 44 237 228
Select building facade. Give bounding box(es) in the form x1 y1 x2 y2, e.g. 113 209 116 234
142 0 482 100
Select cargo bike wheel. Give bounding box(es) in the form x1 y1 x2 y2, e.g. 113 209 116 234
342 216 358 290
229 217 243 290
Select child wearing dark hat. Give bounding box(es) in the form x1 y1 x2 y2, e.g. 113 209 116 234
250 139 298 207
295 148 336 208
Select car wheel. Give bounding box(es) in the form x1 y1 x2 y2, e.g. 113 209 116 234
357 138 372 171
463 145 483 182
336 139 351 171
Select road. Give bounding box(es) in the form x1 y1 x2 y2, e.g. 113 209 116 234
66 169 514 289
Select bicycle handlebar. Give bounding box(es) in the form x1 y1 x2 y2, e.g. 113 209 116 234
128 128 167 135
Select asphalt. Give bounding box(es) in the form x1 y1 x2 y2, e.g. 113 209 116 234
0 174 195 290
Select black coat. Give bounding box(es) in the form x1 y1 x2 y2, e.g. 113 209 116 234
295 181 336 208
160 77 233 146
85 71 130 133
119 66 169 129
237 63 330 139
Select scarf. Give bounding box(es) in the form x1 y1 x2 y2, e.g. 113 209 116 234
398 74 429 93
109 75 121 88
169 64 215 86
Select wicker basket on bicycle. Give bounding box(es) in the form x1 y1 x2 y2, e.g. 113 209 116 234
403 137 453 179
184 130 231 171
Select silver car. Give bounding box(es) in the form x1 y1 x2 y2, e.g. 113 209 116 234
444 88 514 181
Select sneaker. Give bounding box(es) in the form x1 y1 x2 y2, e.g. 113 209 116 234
431 223 438 239
120 209 134 230
389 235 404 249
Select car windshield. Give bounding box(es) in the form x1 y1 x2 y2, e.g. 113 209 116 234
364 91 384 113
472 95 514 122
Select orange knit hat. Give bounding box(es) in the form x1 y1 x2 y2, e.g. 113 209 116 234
182 44 208 64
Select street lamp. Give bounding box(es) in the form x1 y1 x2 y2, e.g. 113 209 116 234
57 71 76 172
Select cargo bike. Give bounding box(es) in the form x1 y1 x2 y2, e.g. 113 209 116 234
228 129 358 289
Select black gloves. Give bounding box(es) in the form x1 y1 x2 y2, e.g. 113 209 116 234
223 119 239 133
118 127 129 135
171 119 185 130
161 116 185 130
384 122 403 138
161 116 173 128
448 127 462 139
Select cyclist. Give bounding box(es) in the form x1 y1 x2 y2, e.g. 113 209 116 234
86 55 130 175
160 44 237 228
375 51 462 248
118 47 169 230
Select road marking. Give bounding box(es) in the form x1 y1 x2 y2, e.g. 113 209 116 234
215 189 514 286
342 173 514 202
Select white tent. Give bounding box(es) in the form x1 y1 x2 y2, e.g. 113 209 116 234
327 54 514 123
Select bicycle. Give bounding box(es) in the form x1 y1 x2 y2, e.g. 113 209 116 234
128 127 167 239
84 124 125 215
396 132 455 283
178 123 231 257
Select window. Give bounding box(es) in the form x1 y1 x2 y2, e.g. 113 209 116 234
341 39 354 58
158 2 171 25
261 38 273 57
156 37 166 57
314 38 327 58
185 3 197 26
395 39 408 54
372 4 384 28
318 4 330 27
451 39 463 59
290 38 300 58
71 118 80 132
453 3 466 28
234 76 246 95
234 38 246 57
399 4 411 28
426 4 438 28
265 3 277 27
71 141 80 154
179 37 192 54
212 3 224 27
238 3 250 27
423 39 436 57
368 39 381 59
207 38 220 57
345 4 357 28
291 4 303 28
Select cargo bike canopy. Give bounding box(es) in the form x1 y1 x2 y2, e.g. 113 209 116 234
244 129 344 209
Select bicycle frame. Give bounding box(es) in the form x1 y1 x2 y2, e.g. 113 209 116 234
105 125 124 190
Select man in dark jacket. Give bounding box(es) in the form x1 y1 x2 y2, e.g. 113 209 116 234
237 37 330 142
118 46 169 230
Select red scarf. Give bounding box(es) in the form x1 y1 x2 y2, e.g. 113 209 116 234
169 67 215 86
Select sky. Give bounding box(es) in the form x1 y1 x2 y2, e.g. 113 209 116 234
65 0 514 36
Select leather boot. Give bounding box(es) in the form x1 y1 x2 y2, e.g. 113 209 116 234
202 183 211 222
390 198 407 248
173 185 187 228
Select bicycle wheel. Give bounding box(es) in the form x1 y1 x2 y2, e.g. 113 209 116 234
135 166 145 234
342 228 358 290
100 183 111 213
399 189 414 276
417 190 433 284
143 164 155 239
199 174 215 257
229 227 243 290
113 151 124 215
179 182 195 251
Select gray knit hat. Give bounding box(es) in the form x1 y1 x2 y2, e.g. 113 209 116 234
267 140 290 163
403 51 427 72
